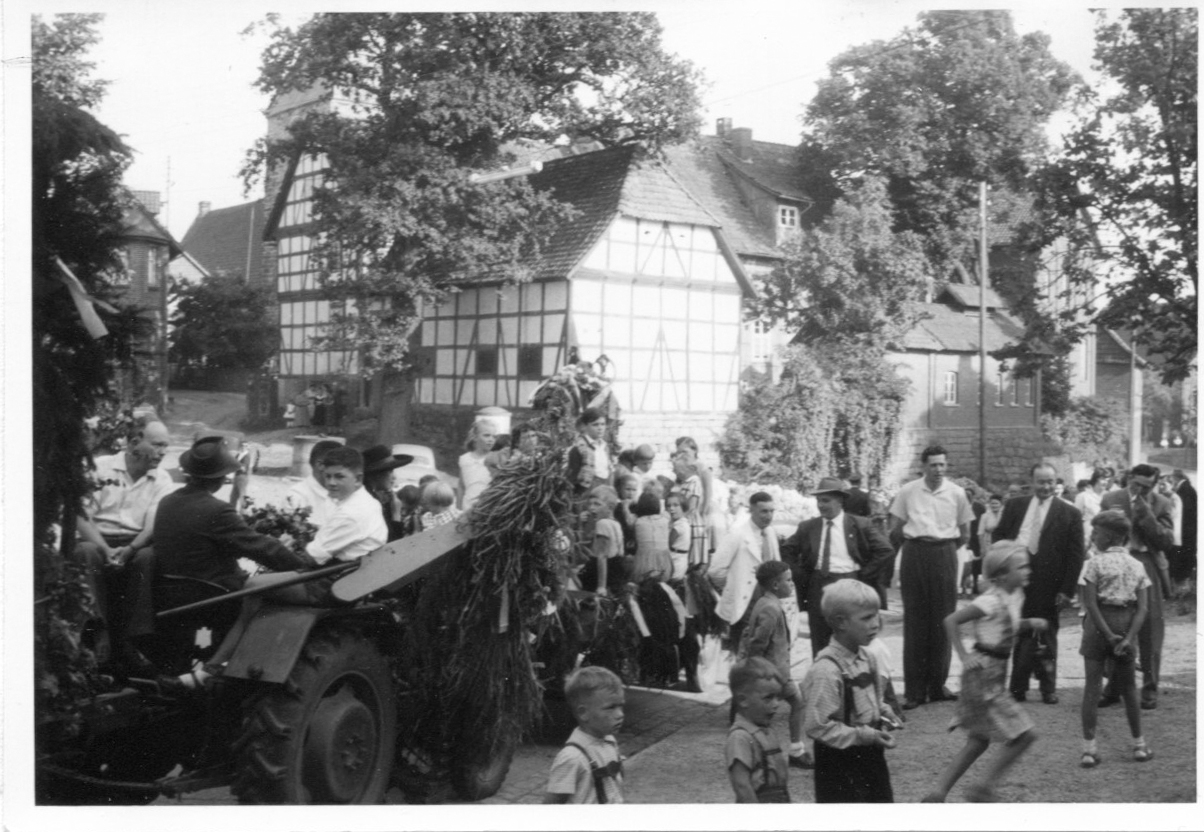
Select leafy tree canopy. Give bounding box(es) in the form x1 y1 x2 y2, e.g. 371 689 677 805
803 10 1077 270
244 12 703 375
169 276 278 372
754 176 932 350
1033 8 1197 383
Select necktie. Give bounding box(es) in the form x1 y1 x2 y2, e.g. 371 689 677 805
761 526 770 559
820 519 833 577
1028 500 1046 554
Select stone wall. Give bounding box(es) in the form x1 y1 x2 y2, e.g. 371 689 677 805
884 425 1068 492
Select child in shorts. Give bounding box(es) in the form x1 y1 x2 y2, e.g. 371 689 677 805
1079 510 1153 767
923 541 1045 803
738 561 809 768
544 666 626 804
803 579 898 803
726 657 791 803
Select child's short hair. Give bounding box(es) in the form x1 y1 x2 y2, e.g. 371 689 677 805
755 560 790 588
1091 509 1131 545
820 578 880 625
422 481 455 510
988 493 1003 503
728 656 782 697
983 539 1028 580
564 665 623 711
664 491 683 509
634 491 662 517
322 446 363 473
398 484 421 510
418 473 439 488
590 484 619 509
309 438 344 466
615 473 639 493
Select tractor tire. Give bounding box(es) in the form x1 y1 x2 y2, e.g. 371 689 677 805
232 626 396 804
452 736 516 802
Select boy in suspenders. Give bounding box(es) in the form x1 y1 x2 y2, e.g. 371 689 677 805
544 667 626 804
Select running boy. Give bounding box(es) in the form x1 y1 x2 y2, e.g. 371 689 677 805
738 561 809 768
802 579 898 803
544 666 626 804
726 657 791 802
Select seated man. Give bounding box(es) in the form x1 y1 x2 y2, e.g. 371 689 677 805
285 438 344 528
72 419 174 663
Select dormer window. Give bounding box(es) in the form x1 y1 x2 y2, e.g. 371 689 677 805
778 205 798 228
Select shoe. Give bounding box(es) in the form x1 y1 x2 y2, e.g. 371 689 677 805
1042 693 1060 705
930 687 958 702
1080 751 1100 768
1140 698 1157 710
901 697 926 710
1012 692 1027 703
1098 693 1121 708
965 784 996 803
788 753 815 769
1133 744 1154 762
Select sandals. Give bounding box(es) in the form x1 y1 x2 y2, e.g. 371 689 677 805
1080 751 1101 768
1133 744 1154 763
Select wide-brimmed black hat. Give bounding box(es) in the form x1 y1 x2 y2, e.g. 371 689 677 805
362 444 414 473
180 436 240 479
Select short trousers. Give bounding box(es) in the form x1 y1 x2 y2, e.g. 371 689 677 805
1080 605 1137 663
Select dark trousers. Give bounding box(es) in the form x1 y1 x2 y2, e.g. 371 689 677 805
899 539 957 701
1009 615 1058 697
807 572 859 657
814 741 893 803
1104 551 1165 702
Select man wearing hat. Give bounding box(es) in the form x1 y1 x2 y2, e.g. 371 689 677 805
781 477 894 656
149 437 318 634
362 444 414 541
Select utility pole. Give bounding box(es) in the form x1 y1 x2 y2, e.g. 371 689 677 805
978 182 988 487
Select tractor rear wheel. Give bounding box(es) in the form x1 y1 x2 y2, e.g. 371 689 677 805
232 626 396 804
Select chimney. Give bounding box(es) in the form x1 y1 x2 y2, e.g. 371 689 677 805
198 201 211 217
716 117 732 138
730 127 753 160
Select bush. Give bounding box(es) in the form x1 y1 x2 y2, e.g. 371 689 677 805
1040 395 1128 467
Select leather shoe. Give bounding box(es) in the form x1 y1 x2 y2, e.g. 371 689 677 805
930 687 958 702
901 697 926 710
1012 692 1027 703
1140 698 1157 710
788 753 815 769
1098 693 1121 708
1041 693 1060 705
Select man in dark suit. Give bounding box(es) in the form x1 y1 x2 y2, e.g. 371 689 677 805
844 474 871 518
1171 469 1196 583
781 477 894 656
1099 463 1175 709
992 462 1084 704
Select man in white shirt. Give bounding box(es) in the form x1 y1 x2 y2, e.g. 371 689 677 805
708 491 779 649
285 438 344 528
304 446 388 565
888 445 974 709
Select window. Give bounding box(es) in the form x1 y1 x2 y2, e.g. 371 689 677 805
112 250 131 286
751 321 772 364
996 373 1007 406
778 205 798 228
1023 377 1035 407
942 371 959 405
475 347 498 376
146 249 160 288
518 344 542 379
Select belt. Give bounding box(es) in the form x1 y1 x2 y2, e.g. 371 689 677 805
904 536 958 545
821 570 860 580
973 642 1012 660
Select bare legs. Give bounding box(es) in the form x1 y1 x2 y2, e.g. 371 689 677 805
923 731 1035 802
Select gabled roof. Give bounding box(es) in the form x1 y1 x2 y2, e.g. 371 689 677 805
662 141 779 260
180 201 266 281
704 135 811 204
899 302 1026 353
122 192 182 258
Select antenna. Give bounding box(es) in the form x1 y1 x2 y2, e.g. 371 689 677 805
164 156 174 234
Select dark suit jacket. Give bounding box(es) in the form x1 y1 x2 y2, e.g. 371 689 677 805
992 495 1084 617
844 487 871 517
1098 487 1175 555
781 512 893 608
153 484 314 592
1176 479 1197 553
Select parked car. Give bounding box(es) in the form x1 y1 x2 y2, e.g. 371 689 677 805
391 443 459 492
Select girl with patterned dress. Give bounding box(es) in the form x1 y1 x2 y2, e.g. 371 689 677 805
923 540 1047 803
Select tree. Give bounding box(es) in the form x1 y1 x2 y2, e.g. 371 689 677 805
754 176 933 349
803 11 1077 272
244 12 703 375
1034 9 1197 383
169 276 278 373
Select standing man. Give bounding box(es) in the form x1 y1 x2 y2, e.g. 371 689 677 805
888 445 974 709
844 474 871 518
991 463 1084 704
708 492 779 650
1171 469 1196 584
1099 464 1175 710
781 477 894 655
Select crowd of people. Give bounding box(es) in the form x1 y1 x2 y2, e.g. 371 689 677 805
68 412 1194 804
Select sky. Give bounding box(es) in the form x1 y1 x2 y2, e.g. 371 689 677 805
17 1 1103 240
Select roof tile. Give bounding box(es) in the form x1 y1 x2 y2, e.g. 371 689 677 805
180 201 266 281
